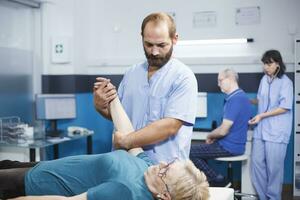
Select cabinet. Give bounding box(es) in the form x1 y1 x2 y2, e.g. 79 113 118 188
294 39 300 196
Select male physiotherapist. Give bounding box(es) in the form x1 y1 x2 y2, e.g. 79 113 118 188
94 12 198 163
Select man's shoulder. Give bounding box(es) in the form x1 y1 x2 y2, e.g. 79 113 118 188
227 92 250 108
231 90 247 100
125 61 147 74
168 58 196 82
171 58 192 71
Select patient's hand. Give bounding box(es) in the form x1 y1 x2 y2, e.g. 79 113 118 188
113 131 130 150
93 77 117 110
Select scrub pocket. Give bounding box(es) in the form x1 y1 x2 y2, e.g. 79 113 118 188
148 96 167 123
262 115 285 142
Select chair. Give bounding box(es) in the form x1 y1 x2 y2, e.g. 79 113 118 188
214 155 259 199
214 154 248 188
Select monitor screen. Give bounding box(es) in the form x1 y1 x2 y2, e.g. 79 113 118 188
196 92 207 118
35 94 76 120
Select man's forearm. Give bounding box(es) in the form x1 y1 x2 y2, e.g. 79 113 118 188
124 118 182 149
208 127 227 140
207 120 232 140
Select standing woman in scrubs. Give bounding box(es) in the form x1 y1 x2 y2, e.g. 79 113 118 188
249 49 293 200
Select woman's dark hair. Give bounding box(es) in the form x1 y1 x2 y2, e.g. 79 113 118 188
261 49 286 78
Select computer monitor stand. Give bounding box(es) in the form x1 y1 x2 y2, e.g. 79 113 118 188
46 120 64 137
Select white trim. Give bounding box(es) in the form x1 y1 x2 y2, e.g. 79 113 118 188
84 56 294 75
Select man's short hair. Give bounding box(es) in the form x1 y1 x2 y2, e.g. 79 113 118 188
221 68 239 83
141 12 176 39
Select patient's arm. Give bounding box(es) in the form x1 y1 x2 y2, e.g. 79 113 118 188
109 96 143 156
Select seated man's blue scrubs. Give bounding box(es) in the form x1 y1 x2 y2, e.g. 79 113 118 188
25 150 154 200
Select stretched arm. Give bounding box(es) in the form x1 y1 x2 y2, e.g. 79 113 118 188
206 119 233 144
109 96 143 156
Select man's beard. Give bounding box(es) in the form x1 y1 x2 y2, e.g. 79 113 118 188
144 46 173 69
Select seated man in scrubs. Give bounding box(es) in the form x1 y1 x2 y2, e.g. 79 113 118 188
190 68 252 186
0 87 209 200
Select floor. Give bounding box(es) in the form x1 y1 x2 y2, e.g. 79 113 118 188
285 186 300 200
233 183 298 200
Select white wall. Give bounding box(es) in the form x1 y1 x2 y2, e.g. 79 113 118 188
41 0 300 75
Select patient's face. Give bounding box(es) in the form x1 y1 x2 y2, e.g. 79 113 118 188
144 161 183 196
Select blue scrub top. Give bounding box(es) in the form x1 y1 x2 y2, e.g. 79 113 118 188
118 58 198 163
218 89 252 155
253 74 293 143
25 150 153 200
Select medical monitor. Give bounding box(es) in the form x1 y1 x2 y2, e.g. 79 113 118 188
35 94 76 137
196 92 207 118
35 94 76 120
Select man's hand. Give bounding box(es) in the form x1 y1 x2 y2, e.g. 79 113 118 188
206 134 215 144
113 131 131 150
93 77 117 111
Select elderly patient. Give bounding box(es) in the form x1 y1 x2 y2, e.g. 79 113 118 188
0 94 209 200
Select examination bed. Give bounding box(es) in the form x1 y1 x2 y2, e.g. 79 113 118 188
209 187 234 200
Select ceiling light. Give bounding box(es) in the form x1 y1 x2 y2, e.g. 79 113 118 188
177 38 254 45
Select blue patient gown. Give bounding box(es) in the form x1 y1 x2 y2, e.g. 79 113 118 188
25 150 153 200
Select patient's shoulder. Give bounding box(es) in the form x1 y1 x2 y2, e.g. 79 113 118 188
87 181 134 200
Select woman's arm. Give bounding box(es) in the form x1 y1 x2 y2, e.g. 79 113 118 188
248 107 288 124
109 96 143 156
250 98 258 105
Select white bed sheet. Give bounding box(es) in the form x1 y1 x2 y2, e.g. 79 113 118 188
208 187 234 200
